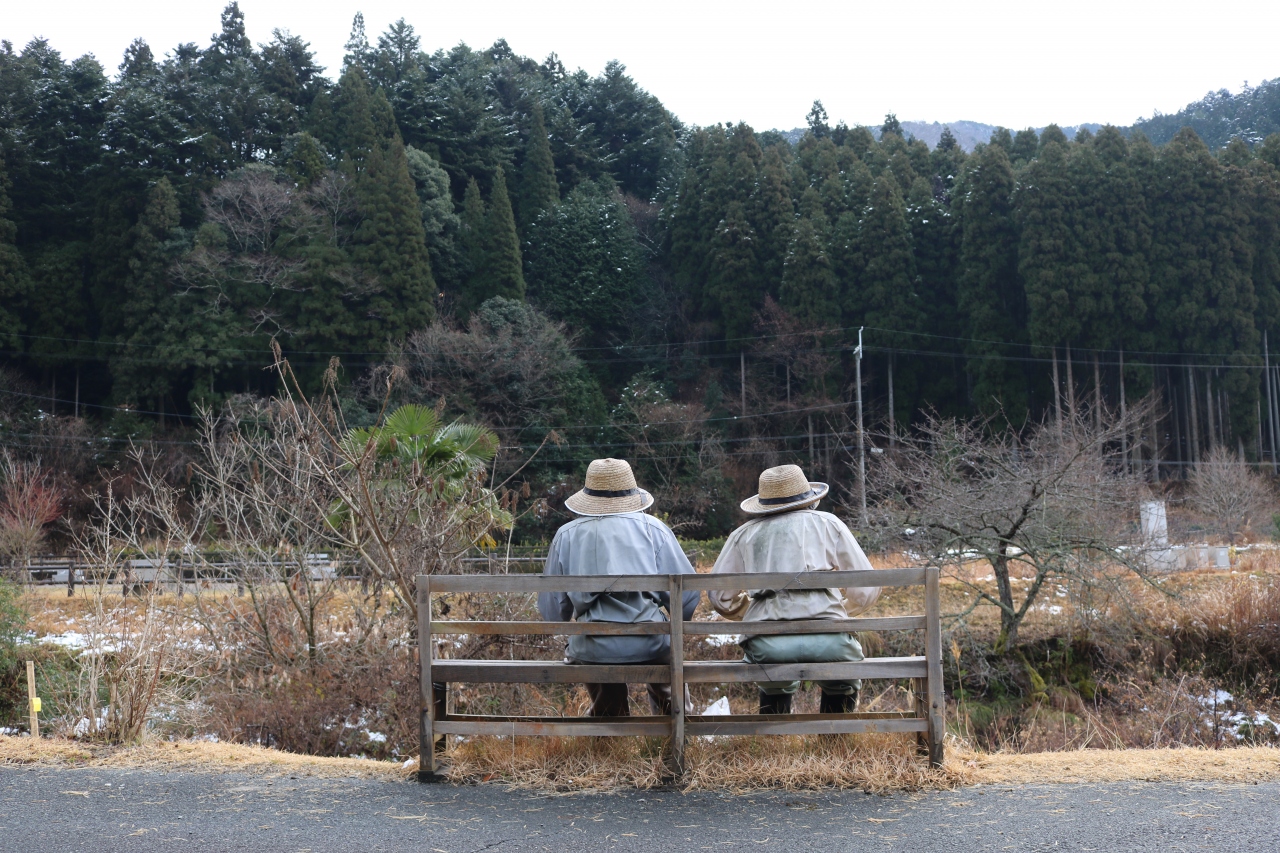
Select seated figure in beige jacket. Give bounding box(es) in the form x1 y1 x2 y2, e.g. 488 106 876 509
709 464 882 714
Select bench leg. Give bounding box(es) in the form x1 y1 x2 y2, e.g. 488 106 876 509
418 682 448 783
911 678 929 755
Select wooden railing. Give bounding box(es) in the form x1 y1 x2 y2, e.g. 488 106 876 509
416 568 944 780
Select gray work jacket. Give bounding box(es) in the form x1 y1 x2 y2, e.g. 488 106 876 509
538 512 700 663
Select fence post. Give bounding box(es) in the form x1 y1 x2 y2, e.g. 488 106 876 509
26 660 39 739
669 573 686 775
416 575 440 782
923 567 945 767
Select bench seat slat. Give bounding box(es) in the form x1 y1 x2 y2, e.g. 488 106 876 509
435 716 672 737
431 661 671 684
429 657 927 684
686 616 925 635
682 657 927 682
686 716 929 735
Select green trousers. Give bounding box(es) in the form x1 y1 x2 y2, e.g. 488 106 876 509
741 632 864 696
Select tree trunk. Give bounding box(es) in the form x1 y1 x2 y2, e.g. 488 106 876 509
1093 353 1103 434
1065 341 1076 423
1052 346 1062 438
1148 378 1160 482
888 355 896 451
808 414 814 470
1119 348 1129 472
1205 369 1216 449
1182 363 1192 461
993 547 1018 653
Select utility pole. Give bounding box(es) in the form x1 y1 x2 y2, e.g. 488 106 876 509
855 327 866 525
740 351 746 417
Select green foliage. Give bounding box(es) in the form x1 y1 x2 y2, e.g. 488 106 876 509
343 403 499 480
956 143 1027 419
517 103 559 230
0 579 25 675
0 150 29 349
524 183 649 349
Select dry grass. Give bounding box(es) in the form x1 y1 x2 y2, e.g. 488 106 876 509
7 734 1277 790
0 734 413 781
962 745 1280 784
443 733 965 794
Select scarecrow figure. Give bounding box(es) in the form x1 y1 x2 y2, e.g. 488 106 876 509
709 464 882 714
538 458 700 716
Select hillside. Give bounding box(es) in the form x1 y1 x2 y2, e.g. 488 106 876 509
773 120 1103 151
1133 77 1280 148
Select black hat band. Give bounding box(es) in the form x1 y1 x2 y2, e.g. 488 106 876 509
583 487 641 498
758 488 817 505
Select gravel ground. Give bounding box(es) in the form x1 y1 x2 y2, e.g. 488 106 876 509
1 765 1276 852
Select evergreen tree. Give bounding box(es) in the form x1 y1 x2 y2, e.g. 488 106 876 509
806 100 830 138
750 145 795 295
459 168 523 314
343 12 372 69
517 102 559 231
112 178 185 405
956 143 1026 418
480 167 524 299
1011 128 1039 164
1149 129 1258 441
780 201 838 327
1039 124 1069 150
405 145 463 290
524 183 648 350
460 176 487 298
853 175 922 334
704 201 762 340
881 113 904 139
1017 140 1080 351
349 133 437 338
0 150 29 349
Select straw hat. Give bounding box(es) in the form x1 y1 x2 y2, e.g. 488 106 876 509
740 464 828 515
564 458 655 516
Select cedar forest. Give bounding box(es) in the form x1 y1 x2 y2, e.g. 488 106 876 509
5 4 1280 539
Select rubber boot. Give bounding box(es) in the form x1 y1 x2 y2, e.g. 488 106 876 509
819 691 857 714
758 691 793 715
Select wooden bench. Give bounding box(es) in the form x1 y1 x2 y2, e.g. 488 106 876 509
416 568 944 780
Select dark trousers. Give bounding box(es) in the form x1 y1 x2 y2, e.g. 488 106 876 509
571 654 692 717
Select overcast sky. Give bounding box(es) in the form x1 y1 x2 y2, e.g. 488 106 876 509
8 1 1280 133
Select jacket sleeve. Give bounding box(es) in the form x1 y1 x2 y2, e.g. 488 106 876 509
537 533 574 622
708 531 749 621
653 519 701 619
831 520 881 616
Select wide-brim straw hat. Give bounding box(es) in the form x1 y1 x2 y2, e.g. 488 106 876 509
740 464 828 515
564 458 655 516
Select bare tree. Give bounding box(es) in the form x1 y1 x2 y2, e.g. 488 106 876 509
1187 445 1276 544
869 405 1150 652
0 452 64 580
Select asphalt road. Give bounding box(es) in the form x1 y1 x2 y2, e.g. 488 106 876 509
1 765 1274 852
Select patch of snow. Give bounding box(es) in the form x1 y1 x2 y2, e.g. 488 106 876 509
702 696 731 716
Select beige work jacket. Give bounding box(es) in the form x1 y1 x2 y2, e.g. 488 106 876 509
708 508 882 622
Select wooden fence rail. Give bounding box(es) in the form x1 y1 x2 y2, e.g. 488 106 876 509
416 568 945 780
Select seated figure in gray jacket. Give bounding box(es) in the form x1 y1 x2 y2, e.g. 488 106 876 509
538 458 700 717
709 464 882 715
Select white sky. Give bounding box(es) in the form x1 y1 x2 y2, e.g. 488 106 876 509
7 1 1280 132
